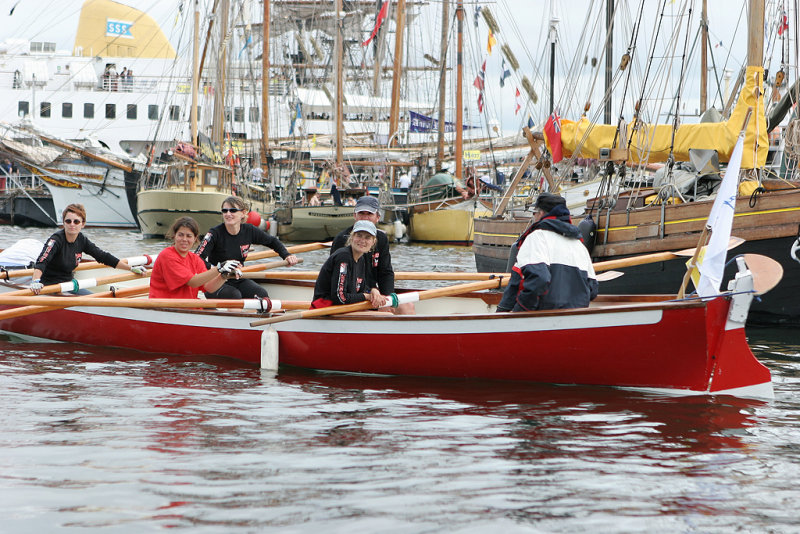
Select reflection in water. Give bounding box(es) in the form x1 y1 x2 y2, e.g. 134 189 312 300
1 327 800 531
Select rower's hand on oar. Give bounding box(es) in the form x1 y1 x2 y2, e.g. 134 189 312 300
367 288 387 308
130 265 146 276
29 279 43 295
217 260 243 279
284 254 299 266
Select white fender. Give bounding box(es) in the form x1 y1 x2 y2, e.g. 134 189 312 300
260 327 279 370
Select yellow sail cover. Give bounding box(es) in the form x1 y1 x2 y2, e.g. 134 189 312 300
552 65 767 169
73 0 176 59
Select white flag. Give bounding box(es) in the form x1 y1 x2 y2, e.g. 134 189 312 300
696 132 745 297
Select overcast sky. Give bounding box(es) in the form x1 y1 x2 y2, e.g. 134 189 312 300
0 0 785 131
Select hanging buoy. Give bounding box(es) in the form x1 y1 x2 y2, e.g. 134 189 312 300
268 217 278 237
246 211 261 226
393 219 405 241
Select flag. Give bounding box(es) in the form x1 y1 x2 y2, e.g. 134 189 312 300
477 92 484 113
487 30 497 55
779 11 789 36
473 59 486 91
289 102 302 135
695 132 745 297
514 88 521 115
9 0 19 15
543 110 563 163
527 116 534 129
474 6 482 28
500 58 511 87
238 34 253 58
715 40 723 48
362 0 390 47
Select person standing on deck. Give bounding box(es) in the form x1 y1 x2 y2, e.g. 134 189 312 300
330 196 415 315
496 193 598 312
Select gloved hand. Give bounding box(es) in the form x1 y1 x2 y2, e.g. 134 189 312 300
130 265 146 275
29 279 43 295
216 260 242 278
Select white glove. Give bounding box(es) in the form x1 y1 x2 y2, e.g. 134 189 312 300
130 265 146 275
29 279 43 294
216 260 242 278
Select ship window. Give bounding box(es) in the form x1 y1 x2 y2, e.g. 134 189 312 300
249 107 259 122
148 104 158 120
169 105 180 120
234 107 244 122
127 104 137 119
84 103 94 118
105 103 116 119
18 101 29 117
62 103 72 118
40 102 51 118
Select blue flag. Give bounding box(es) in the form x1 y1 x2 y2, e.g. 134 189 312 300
500 58 511 88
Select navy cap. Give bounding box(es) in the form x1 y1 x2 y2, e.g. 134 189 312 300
354 195 380 213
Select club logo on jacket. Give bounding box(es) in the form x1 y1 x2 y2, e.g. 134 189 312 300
372 252 380 267
240 244 249 259
74 253 82 267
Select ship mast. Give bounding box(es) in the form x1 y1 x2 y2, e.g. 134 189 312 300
335 0 343 174
261 0 270 170
455 0 464 181
435 0 449 169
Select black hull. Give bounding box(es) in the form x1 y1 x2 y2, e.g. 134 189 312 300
0 194 56 227
475 237 800 326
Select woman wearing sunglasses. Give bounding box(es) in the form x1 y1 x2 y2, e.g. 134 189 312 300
194 196 298 299
29 203 145 295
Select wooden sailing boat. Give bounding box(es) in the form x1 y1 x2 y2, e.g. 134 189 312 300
474 0 800 326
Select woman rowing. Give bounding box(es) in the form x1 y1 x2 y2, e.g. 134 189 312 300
311 220 386 309
29 203 144 295
195 196 298 299
149 217 241 299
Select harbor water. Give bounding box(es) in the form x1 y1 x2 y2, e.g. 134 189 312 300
2 226 800 532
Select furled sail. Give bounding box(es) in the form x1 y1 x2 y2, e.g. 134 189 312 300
549 65 767 169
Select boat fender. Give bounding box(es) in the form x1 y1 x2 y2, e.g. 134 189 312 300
260 327 279 371
268 217 278 237
577 215 597 253
393 219 404 241
791 232 800 265
247 211 268 231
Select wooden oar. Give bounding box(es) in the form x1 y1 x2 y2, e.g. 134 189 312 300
240 270 508 281
239 257 303 275
250 276 510 326
0 295 310 311
0 241 330 280
592 236 745 273
0 284 151 321
3 271 150 297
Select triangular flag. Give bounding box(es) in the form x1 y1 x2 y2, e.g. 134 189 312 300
500 58 511 88
362 1 390 47
487 30 497 54
473 59 486 92
514 88 521 115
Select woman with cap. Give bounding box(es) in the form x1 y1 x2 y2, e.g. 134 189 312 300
311 220 386 309
496 192 598 312
195 195 298 299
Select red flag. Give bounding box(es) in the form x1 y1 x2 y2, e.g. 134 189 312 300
362 1 390 47
779 12 789 36
477 92 484 113
543 110 563 163
514 88 521 115
473 59 486 91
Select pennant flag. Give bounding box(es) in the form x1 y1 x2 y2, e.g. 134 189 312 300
238 34 253 58
695 132 745 297
473 59 486 91
779 11 789 36
289 102 302 135
477 92 484 113
714 40 723 48
543 110 563 163
514 88 521 115
527 115 534 129
487 30 497 54
9 0 19 15
500 58 511 87
474 6 482 28
362 0 390 47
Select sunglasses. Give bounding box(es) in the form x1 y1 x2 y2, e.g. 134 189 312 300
221 208 241 214
63 219 82 225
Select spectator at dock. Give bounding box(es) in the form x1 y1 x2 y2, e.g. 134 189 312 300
29 203 145 295
149 216 239 300
496 193 598 312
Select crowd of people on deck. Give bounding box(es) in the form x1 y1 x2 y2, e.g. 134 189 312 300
20 190 595 316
